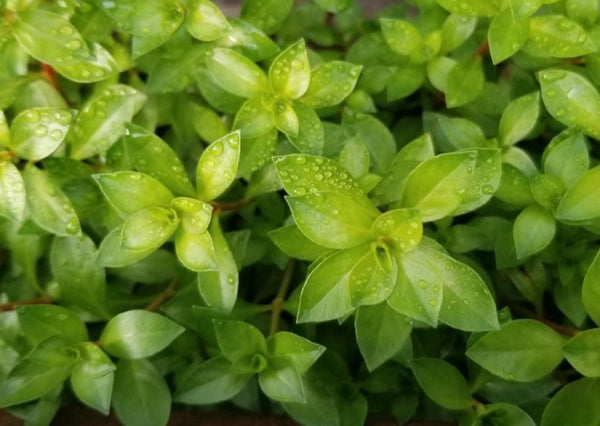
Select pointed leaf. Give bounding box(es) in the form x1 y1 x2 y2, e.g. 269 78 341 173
9 108 72 160
196 131 240 201
269 39 310 99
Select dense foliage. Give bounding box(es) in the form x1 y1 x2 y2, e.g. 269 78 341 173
1 0 600 425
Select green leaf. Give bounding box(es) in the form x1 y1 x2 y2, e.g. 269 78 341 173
68 85 146 159
380 18 423 60
513 204 556 258
476 403 536 426
206 48 268 99
9 108 72 160
410 358 472 410
286 192 379 249
241 0 293 34
216 18 279 61
423 112 487 152
386 64 426 101
52 42 120 83
171 197 213 234
287 101 325 155
233 95 276 139
355 302 412 371
196 131 241 202
273 99 299 136
539 70 600 140
17 305 88 346
436 0 502 16
175 357 252 404
269 225 332 261
269 39 310 100
259 358 305 402
562 329 600 377
543 130 589 188
466 319 566 382
120 206 179 251
523 15 596 58
338 137 370 179
197 217 239 312
313 0 350 12
267 332 325 374
94 171 174 215
300 61 362 109
488 9 529 65
583 249 600 326
445 56 484 108
441 14 478 53
214 320 267 362
566 0 599 26
100 310 185 359
97 226 158 268
541 378 600 426
371 208 422 253
121 124 195 197
175 230 218 271
112 359 171 426
0 160 26 222
23 166 80 236
499 92 540 146
0 337 77 407
186 0 231 41
555 166 600 221
70 342 116 415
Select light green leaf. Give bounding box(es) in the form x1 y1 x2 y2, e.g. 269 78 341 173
207 48 268 99
186 0 231 41
313 0 350 12
70 342 116 415
371 208 422 253
0 111 9 146
214 320 267 363
120 206 179 251
233 95 276 139
499 92 540 146
539 69 600 140
273 100 299 136
488 9 529 64
476 403 536 426
9 108 72 160
267 332 325 374
23 166 80 236
386 64 426 101
436 0 502 16
240 0 293 34
112 359 171 426
93 171 174 215
423 112 487 152
300 61 361 109
466 319 565 382
268 225 332 260
338 137 370 179
287 101 324 155
17 305 88 346
513 204 556 258
175 229 217 271
97 226 158 268
269 39 310 100
445 56 484 108
52 42 120 83
523 15 596 58
541 378 600 426
410 358 472 410
543 130 589 188
197 217 239 312
0 160 26 222
441 14 477 53
196 131 240 202
171 197 213 234
562 329 600 377
380 18 423 60
566 0 599 26
355 302 412 371
100 310 185 359
287 192 379 249
555 166 600 221
68 85 146 159
259 358 305 403
582 249 600 326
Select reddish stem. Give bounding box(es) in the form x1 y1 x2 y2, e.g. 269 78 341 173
0 296 54 312
476 40 489 57
210 199 251 213
41 63 60 90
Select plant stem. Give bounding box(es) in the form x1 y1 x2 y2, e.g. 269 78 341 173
511 304 580 337
210 198 251 213
0 295 53 312
476 40 489 56
146 275 179 312
269 259 296 337
41 63 60 91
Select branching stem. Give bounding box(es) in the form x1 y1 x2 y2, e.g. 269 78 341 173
0 295 54 312
269 259 296 337
146 275 179 312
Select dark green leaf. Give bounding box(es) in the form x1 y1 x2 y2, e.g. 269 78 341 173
562 329 600 377
410 358 472 410
541 378 600 426
582 249 600 326
17 305 88 346
513 204 556 259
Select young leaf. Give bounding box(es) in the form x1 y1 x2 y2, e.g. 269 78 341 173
120 206 179 251
214 320 267 363
17 305 88 346
300 61 362 109
582 250 600 326
241 0 293 34
386 64 426 101
445 56 484 108
175 357 252 405
269 225 332 260
207 48 268 99
539 69 600 140
410 358 472 410
52 42 120 83
269 39 310 100
186 0 231 41
97 226 159 268
513 204 556 259
488 9 529 64
541 378 600 426
70 342 116 415
112 359 171 426
355 302 412 371
371 208 423 253
196 131 241 202
436 0 501 16
197 216 239 312
466 319 566 382
99 310 185 359
555 166 600 221
286 102 325 155
267 332 325 374
423 112 487 152
313 0 350 12
543 131 589 188
23 166 80 236
380 19 424 60
233 95 276 138
441 14 477 53
286 192 379 249
499 92 540 146
9 108 73 160
562 329 600 377
175 230 218 271
93 171 174 215
259 358 305 403
273 99 299 136
0 160 26 222
523 15 596 58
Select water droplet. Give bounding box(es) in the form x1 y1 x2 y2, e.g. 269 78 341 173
24 110 40 122
66 39 82 50
50 129 63 141
35 125 48 136
418 280 428 289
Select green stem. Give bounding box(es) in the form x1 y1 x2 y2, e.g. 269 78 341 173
269 259 296 337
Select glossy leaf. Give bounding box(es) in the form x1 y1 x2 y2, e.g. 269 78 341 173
524 15 596 58
100 310 185 359
186 0 231 41
96 226 158 268
267 332 325 373
287 101 324 155
120 206 179 251
259 358 305 402
476 403 536 426
273 100 299 136
488 9 529 64
0 160 26 222
313 0 350 12
240 0 293 34
499 92 540 146
562 329 600 377
423 112 487 152
196 131 241 201
268 225 331 261
9 108 72 160
214 320 267 362
269 39 310 100
441 14 477 53
175 230 218 271
380 19 423 60
445 56 484 108
513 204 556 259
543 130 589 188
371 208 422 253
206 48 268 99
555 166 600 221
52 42 120 83
410 358 472 410
467 319 565 382
300 61 362 108
582 249 600 326
541 378 600 426
436 0 502 16
17 305 88 346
